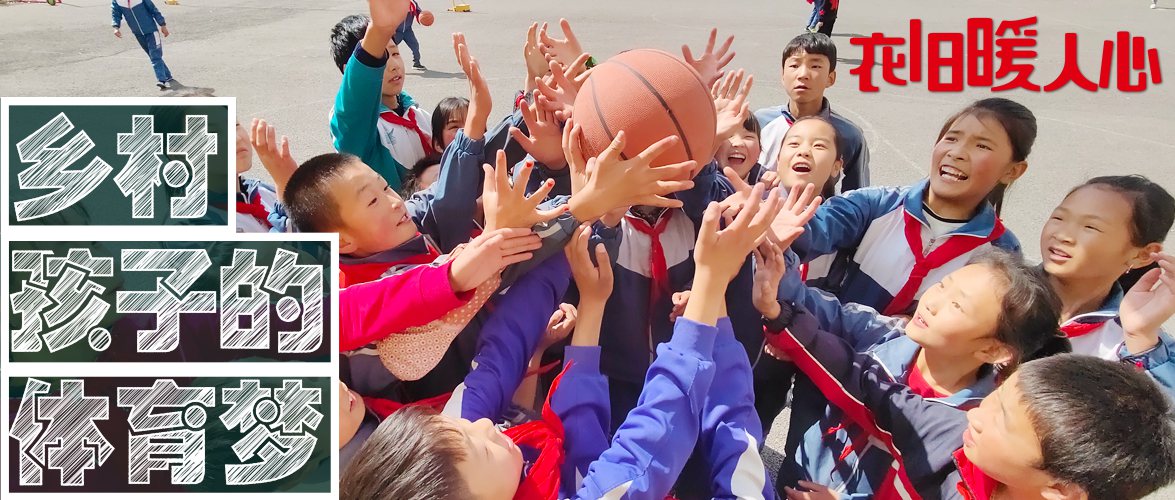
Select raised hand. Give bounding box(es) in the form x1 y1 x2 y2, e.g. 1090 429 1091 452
481 150 565 231
1121 253 1175 354
535 54 592 122
669 290 691 322
542 303 578 350
538 19 587 74
752 238 787 320
250 118 298 200
565 126 697 222
454 32 492 141
712 69 753 148
694 183 784 284
769 183 822 248
509 92 566 169
448 228 542 292
367 0 411 35
565 224 613 347
523 22 549 92
682 28 736 89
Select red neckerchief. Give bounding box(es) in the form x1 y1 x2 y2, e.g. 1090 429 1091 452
954 448 998 500
505 362 573 500
380 107 435 156
625 211 675 303
361 391 451 420
1060 320 1108 338
883 211 1005 316
339 234 441 288
236 190 272 229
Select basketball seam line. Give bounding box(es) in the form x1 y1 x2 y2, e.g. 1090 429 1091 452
611 58 694 162
588 76 627 161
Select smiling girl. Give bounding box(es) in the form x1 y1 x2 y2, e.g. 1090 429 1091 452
789 98 1033 315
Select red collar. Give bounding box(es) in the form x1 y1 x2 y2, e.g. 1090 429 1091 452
954 448 999 500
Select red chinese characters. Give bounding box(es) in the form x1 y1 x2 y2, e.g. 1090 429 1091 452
850 17 1162 93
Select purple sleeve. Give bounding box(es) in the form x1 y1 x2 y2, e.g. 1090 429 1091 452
574 318 718 499
552 346 610 495
441 254 571 421
701 317 773 499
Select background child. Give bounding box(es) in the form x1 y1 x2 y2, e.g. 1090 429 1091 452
111 0 174 90
329 6 434 190
767 314 1175 499
393 0 430 69
431 96 469 153
404 154 441 194
790 97 1033 316
758 241 1070 498
714 116 763 183
235 119 280 232
755 33 869 193
1041 175 1175 359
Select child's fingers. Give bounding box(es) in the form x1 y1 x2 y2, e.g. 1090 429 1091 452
280 136 291 158
265 123 278 153
649 179 696 195
509 127 535 149
648 160 696 181
717 35 735 59
699 201 722 238
729 184 766 232
595 243 613 281
559 18 580 44
639 195 685 209
480 163 498 196
705 28 718 54
532 205 566 225
496 150 513 189
501 252 535 267
600 130 629 164
527 178 557 205
499 234 544 254
633 134 680 164
566 52 591 80
526 22 538 47
681 44 695 63
723 166 753 193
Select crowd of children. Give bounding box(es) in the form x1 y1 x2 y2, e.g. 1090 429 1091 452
231 0 1175 498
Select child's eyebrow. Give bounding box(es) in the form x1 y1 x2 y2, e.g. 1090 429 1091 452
944 275 969 301
996 386 1011 424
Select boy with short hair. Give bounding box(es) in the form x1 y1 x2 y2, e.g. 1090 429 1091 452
329 4 434 191
765 308 1175 499
111 0 174 90
755 33 869 193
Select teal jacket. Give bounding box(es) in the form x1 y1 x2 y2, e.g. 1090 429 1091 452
330 44 421 191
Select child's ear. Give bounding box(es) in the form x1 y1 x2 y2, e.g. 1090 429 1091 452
1000 160 1029 184
1040 481 1087 500
339 231 359 255
832 158 844 178
977 340 1013 366
1128 243 1162 270
827 69 837 87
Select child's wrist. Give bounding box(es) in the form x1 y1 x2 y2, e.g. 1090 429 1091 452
1124 328 1162 354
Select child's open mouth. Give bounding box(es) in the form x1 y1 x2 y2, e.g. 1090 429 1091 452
939 165 969 182
727 151 747 166
1047 246 1073 262
912 312 929 329
791 162 812 173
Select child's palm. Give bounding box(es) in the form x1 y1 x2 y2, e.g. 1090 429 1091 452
368 0 411 31
1122 255 1175 337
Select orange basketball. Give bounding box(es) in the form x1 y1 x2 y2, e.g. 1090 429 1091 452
572 49 716 169
418 10 435 27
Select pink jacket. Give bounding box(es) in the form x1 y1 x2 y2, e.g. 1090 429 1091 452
339 261 473 352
